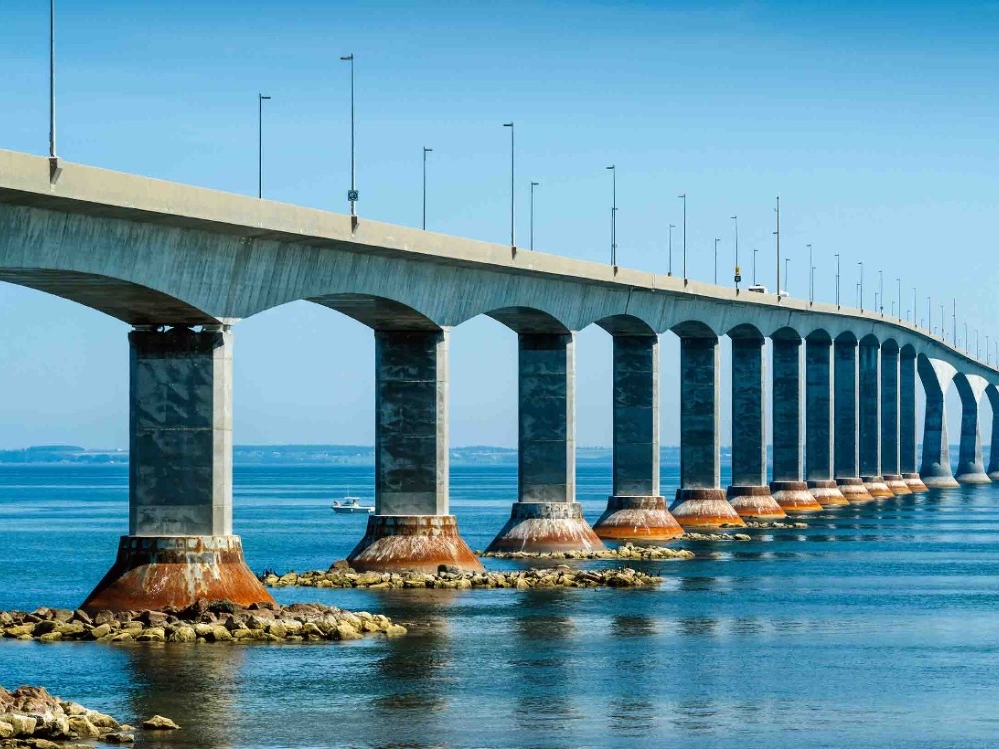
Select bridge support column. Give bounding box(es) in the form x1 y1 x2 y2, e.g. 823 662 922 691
805 336 847 505
349 330 482 572
953 374 991 484
82 326 272 613
880 344 910 494
669 334 745 528
487 333 603 552
593 335 682 541
771 336 821 513
834 337 873 503
726 334 785 519
859 339 892 498
918 357 959 488
987 386 999 481
900 349 926 491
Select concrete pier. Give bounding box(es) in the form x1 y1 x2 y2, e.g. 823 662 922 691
726 329 785 519
593 334 682 541
952 373 991 484
987 386 999 481
918 356 960 488
833 335 873 502
771 333 822 513
488 333 604 552
82 327 272 613
669 331 745 528
858 337 892 498
805 334 848 505
880 342 911 494
348 330 482 572
899 348 927 491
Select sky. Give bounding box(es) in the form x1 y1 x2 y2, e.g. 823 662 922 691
0 0 997 449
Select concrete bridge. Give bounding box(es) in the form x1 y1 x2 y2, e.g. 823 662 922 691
2 148 996 612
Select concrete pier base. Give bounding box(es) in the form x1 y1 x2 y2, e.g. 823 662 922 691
81 535 272 614
861 476 894 499
903 472 929 492
837 478 874 503
726 485 786 520
882 474 913 495
486 502 604 553
955 471 992 485
669 488 746 529
592 496 683 542
769 480 823 513
807 479 849 506
347 515 483 573
921 473 960 489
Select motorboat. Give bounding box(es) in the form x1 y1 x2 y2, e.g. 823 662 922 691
331 497 374 514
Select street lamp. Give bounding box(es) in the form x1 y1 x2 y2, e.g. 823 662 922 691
785 256 790 296
774 195 781 298
858 261 864 311
49 0 57 165
257 93 271 199
530 181 539 250
422 147 432 230
807 243 813 304
835 253 841 308
952 298 957 344
668 224 675 276
878 269 884 315
607 165 617 266
731 215 739 289
503 123 515 248
340 54 357 218
713 238 719 283
753 248 758 285
678 194 687 281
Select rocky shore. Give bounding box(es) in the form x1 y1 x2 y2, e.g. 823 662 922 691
743 521 809 529
0 599 405 645
262 564 663 589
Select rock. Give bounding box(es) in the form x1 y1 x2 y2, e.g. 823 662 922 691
330 559 350 571
384 625 407 637
135 627 166 643
0 720 16 739
67 715 101 739
5 624 35 638
168 626 197 643
87 624 111 640
107 632 133 643
28 740 63 749
38 631 62 642
335 624 362 641
142 716 180 731
104 732 135 744
6 714 36 736
206 626 231 643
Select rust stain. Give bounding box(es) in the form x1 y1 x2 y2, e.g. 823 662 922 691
81 535 273 614
486 502 605 553
770 481 823 514
669 488 747 529
593 496 684 541
726 485 787 520
861 476 895 499
347 515 483 573
883 474 913 495
807 480 850 506
837 478 875 504
903 473 929 493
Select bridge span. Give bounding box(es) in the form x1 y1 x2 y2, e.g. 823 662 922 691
1 148 996 612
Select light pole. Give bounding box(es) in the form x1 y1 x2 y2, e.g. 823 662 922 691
774 195 781 297
912 287 917 326
858 261 864 311
49 0 57 165
731 215 739 290
965 322 969 352
668 224 675 276
257 93 271 199
878 269 884 315
807 243 813 304
422 147 432 230
713 238 720 283
530 181 539 250
678 194 687 282
896 278 901 321
607 165 617 266
952 299 957 345
835 253 841 308
340 53 356 218
753 248 758 285
785 256 790 296
928 297 932 334
940 304 945 339
503 123 515 248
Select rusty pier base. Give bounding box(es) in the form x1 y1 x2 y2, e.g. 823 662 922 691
883 474 913 495
81 535 273 614
669 488 746 529
592 496 683 542
770 481 823 514
903 472 929 492
347 515 483 573
726 486 786 520
807 479 849 506
486 502 604 553
837 477 875 504
861 476 894 499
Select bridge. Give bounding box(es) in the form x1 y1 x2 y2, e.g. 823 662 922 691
1 147 996 612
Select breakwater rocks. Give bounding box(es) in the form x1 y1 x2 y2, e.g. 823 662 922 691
744 521 808 529
0 600 405 645
0 684 134 746
262 565 663 589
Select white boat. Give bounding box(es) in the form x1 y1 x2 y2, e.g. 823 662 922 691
331 497 374 514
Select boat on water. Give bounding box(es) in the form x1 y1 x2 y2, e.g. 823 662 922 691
331 497 374 514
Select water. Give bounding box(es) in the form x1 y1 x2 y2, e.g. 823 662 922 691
2 463 999 749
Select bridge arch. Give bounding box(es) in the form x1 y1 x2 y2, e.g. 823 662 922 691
484 306 571 334
726 322 764 340
771 326 801 343
671 320 716 339
308 293 441 331
595 314 656 337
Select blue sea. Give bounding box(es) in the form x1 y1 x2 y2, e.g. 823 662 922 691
2 463 999 749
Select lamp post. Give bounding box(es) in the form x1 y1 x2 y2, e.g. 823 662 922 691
422 146 432 230
807 243 813 304
753 248 758 285
940 304 945 339
49 0 57 163
878 269 884 315
257 93 271 199
896 277 901 321
530 181 539 250
340 54 357 218
668 224 675 276
858 261 864 311
912 287 917 326
952 298 957 345
731 215 739 290
774 195 781 298
503 123 515 248
678 194 687 281
927 297 932 334
835 253 840 308
714 238 719 284
607 165 617 266
785 256 790 296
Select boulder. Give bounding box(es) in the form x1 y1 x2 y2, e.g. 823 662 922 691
142 716 180 731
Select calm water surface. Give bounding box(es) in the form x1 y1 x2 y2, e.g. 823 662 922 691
2 463 998 749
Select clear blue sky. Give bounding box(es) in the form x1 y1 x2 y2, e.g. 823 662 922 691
1 0 997 449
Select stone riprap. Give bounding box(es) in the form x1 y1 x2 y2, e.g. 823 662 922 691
262 565 663 589
743 521 809 529
0 684 133 746
0 600 405 644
